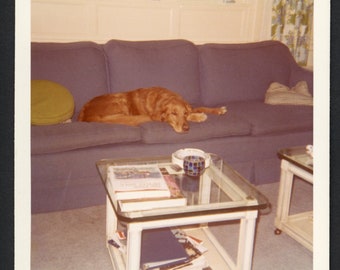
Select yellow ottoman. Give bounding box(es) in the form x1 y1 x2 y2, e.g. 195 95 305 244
31 80 75 125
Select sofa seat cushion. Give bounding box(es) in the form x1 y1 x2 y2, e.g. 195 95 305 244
31 80 75 125
104 39 201 104
227 101 313 136
140 112 251 144
31 122 141 154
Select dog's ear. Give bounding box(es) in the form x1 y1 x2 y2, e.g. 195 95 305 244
159 109 168 122
185 104 192 119
160 112 165 121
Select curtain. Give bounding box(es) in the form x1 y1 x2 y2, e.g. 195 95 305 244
272 0 313 66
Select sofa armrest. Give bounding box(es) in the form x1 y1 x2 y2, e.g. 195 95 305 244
290 65 313 95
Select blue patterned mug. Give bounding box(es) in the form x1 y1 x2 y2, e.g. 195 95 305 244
183 155 205 177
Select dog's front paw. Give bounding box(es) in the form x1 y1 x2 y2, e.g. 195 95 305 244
218 106 227 115
188 112 207 122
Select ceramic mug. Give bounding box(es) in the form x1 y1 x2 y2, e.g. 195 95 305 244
183 155 205 177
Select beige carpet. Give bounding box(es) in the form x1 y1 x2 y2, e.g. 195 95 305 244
31 181 313 270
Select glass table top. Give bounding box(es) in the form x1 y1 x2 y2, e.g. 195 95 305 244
96 156 269 221
278 146 313 174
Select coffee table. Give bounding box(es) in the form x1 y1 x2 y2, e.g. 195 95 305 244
274 146 313 251
96 155 269 270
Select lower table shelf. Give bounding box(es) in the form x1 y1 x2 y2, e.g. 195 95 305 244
107 239 126 270
107 225 237 270
275 211 313 251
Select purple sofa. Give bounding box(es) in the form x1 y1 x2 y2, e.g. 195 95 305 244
31 39 313 213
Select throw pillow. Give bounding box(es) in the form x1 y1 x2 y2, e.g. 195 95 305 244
31 80 75 125
264 81 313 106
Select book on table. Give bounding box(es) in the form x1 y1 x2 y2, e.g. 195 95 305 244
118 175 187 212
107 164 171 200
140 227 189 270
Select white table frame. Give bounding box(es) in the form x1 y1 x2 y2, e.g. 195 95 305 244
97 158 268 270
106 196 259 270
274 157 313 251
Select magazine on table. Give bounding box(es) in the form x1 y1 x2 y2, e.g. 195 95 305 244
107 164 171 200
118 175 187 212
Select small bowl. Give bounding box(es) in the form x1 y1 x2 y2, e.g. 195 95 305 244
183 155 206 177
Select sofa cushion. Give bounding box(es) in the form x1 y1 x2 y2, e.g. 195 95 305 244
31 42 110 117
198 41 297 106
31 122 141 154
226 101 313 136
104 39 201 105
31 80 75 125
140 112 251 144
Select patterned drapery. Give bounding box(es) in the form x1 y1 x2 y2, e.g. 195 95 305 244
272 0 313 66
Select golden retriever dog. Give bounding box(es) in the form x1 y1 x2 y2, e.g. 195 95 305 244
78 87 227 133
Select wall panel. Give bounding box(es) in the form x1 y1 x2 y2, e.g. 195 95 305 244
179 5 251 43
97 4 175 40
31 1 96 41
31 0 272 43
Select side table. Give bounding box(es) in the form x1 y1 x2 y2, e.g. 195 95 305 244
274 146 313 251
96 156 269 270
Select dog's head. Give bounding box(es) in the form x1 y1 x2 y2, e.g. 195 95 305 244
160 100 192 133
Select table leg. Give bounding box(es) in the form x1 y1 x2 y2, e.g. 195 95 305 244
237 210 258 270
275 160 294 232
126 223 142 270
106 196 117 239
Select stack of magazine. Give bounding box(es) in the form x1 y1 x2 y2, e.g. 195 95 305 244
107 164 187 211
108 227 211 270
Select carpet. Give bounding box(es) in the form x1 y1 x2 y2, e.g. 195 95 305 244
31 181 313 269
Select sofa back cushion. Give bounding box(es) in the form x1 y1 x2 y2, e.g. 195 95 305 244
198 41 297 106
31 42 110 117
104 39 201 105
